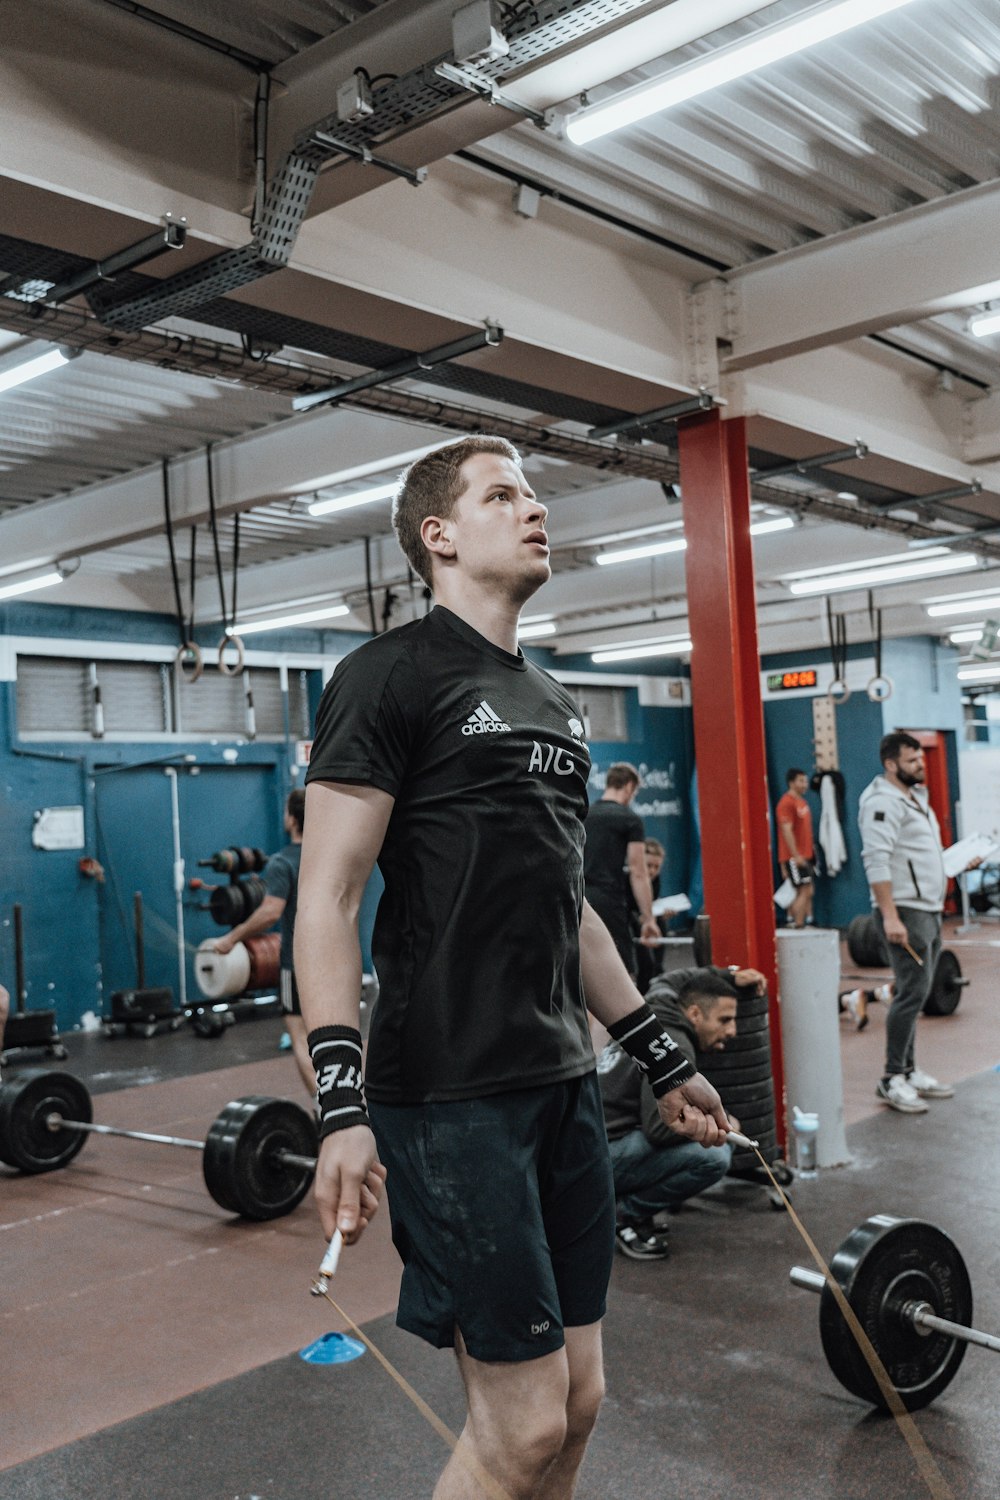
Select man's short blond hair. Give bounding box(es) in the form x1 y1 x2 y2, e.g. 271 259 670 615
392 435 522 585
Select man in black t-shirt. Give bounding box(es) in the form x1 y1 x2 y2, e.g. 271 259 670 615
584 762 659 977
296 434 729 1500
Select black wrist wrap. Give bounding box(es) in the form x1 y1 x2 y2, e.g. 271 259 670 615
607 1004 696 1098
308 1025 368 1140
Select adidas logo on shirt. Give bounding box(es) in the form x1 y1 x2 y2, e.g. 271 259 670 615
462 700 512 735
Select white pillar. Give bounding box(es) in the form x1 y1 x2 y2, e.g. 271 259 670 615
777 928 851 1169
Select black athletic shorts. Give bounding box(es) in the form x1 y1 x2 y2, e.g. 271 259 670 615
368 1072 616 1364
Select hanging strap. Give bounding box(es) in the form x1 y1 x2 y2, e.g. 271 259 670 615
206 444 245 675
163 459 203 682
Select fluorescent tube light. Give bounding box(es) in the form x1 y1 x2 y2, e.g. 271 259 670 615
592 636 692 663
787 554 978 595
519 619 557 639
232 604 350 635
595 514 794 566
783 546 948 581
302 443 442 496
565 0 918 144
969 310 1000 339
926 593 1000 619
308 481 398 517
948 626 987 644
749 515 795 537
0 348 72 395
0 569 64 601
596 536 688 566
957 664 1000 682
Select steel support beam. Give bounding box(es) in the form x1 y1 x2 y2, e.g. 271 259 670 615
721 180 1000 371
677 409 783 1144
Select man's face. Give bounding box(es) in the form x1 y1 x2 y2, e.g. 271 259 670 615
434 453 550 603
689 996 738 1051
791 773 809 797
645 850 664 880
888 746 925 787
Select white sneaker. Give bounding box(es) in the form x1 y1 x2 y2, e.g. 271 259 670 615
876 1074 929 1113
907 1068 954 1099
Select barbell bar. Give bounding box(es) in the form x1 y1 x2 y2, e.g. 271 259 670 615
790 1214 994 1410
0 1069 317 1222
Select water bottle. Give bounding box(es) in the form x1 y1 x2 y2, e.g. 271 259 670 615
792 1106 819 1179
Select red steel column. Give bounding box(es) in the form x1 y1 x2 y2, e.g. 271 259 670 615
677 409 784 1143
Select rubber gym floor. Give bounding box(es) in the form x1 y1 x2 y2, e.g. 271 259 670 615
3 922 998 1500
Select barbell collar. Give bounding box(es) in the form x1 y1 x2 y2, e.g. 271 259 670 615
790 1265 826 1293
903 1300 1000 1354
45 1113 205 1151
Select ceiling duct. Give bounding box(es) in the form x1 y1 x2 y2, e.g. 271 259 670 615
82 0 658 334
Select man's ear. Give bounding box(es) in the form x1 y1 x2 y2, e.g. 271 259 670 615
421 514 456 563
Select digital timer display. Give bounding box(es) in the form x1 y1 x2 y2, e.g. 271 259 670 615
767 669 818 692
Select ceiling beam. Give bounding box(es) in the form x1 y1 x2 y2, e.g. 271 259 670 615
720 179 1000 371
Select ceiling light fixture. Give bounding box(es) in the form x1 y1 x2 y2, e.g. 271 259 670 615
786 553 978 595
956 664 1000 682
0 569 65 601
926 592 1000 619
0 347 76 396
307 481 398 517
969 309 1000 339
595 514 793 566
948 626 987 644
519 619 557 639
565 0 918 144
230 603 350 635
591 635 693 663
300 443 442 498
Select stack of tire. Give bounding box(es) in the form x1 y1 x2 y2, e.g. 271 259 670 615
696 982 780 1175
846 914 965 1016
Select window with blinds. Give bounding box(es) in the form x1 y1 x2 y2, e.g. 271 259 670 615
15 653 320 741
574 684 629 742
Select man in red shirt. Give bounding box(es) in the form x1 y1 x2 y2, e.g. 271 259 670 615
776 768 815 929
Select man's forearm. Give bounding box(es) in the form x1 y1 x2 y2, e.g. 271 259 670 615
225 896 284 948
871 880 898 921
580 901 646 1027
628 866 655 924
294 893 364 1032
779 823 799 861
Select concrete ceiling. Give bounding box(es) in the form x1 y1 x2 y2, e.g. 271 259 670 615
2 0 1000 680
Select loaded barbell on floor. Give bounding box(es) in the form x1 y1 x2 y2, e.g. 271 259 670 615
791 1214 997 1410
0 1069 317 1221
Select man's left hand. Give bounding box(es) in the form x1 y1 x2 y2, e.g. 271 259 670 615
732 967 766 994
657 1073 728 1145
965 855 984 872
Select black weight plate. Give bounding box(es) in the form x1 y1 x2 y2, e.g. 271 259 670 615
203 1095 316 1221
717 1080 775 1107
922 950 963 1017
846 914 890 968
699 1043 772 1073
818 1215 971 1411
0 1069 92 1173
713 1023 770 1053
702 1062 774 1090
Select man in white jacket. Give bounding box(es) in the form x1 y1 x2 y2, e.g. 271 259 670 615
859 732 978 1113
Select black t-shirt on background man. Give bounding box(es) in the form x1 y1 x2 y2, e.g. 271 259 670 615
583 800 644 912
305 606 595 1105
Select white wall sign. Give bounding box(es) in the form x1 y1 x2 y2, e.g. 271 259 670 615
32 806 85 850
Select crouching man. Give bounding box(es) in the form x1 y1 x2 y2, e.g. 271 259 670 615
598 971 741 1260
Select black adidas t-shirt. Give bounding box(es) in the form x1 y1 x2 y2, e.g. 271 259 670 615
305 606 596 1104
583 800 644 909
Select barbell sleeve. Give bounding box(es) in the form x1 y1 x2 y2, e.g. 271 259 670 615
791 1266 1000 1355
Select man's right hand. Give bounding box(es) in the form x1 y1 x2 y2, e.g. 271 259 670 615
883 913 909 946
210 935 236 955
657 1072 729 1145
314 1124 386 1243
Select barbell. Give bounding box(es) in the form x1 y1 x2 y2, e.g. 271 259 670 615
0 1069 317 1221
791 1214 997 1410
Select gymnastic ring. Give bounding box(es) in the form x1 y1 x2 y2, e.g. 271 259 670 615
217 633 245 677
827 677 851 705
176 641 204 683
866 674 893 703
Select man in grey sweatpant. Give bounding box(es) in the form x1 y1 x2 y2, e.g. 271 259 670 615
858 731 979 1114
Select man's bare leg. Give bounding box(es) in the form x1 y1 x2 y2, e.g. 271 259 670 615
433 1323 603 1500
